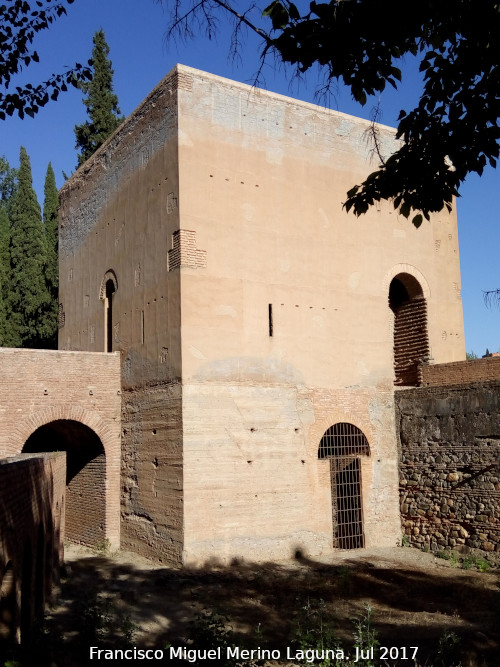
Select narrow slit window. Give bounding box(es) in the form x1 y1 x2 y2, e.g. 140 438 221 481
105 279 115 353
268 303 273 337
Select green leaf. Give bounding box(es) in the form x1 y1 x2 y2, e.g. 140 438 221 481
289 2 300 19
412 214 423 228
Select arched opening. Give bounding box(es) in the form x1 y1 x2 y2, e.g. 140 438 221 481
389 273 430 386
23 420 106 547
100 270 118 353
0 562 16 642
318 423 370 549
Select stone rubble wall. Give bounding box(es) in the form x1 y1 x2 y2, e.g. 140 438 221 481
396 382 500 562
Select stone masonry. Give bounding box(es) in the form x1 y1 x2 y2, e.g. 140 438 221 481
397 380 500 562
57 65 465 564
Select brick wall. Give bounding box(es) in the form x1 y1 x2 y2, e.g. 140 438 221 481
420 356 500 386
0 348 121 549
168 229 207 271
396 383 500 562
394 297 429 385
0 453 65 644
65 453 106 546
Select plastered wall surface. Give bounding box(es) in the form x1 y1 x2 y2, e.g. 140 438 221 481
57 65 466 563
58 72 183 387
176 68 462 561
0 453 65 643
183 383 401 563
177 68 465 388
0 348 121 549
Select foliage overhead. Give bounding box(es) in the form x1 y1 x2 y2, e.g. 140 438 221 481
74 29 123 166
165 0 500 225
0 0 92 119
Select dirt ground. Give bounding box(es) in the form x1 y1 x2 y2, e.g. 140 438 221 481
15 544 500 666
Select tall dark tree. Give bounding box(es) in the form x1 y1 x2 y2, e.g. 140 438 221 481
74 29 123 166
0 155 18 214
0 156 18 346
0 1 92 120
42 162 59 347
0 203 11 346
9 147 52 348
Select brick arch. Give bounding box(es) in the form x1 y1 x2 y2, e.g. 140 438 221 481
6 405 118 461
308 413 374 459
382 263 431 300
99 269 118 300
6 406 120 550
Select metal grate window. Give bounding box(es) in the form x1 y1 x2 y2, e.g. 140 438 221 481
318 423 370 550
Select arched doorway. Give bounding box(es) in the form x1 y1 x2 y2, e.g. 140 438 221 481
23 420 106 547
318 423 370 549
389 273 430 385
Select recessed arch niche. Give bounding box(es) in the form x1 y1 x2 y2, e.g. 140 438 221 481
389 272 430 385
22 420 106 547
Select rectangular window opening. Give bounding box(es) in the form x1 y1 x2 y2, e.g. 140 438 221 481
268 303 273 337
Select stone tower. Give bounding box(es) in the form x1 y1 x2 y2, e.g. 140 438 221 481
58 65 465 564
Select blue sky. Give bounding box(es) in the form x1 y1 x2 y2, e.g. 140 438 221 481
2 0 499 355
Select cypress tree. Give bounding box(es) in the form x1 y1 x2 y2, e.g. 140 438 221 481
9 147 52 348
0 156 18 347
42 162 59 347
0 204 11 346
0 156 18 211
74 30 123 166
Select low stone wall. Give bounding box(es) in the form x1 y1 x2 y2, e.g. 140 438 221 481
420 356 500 387
396 383 500 562
0 453 66 644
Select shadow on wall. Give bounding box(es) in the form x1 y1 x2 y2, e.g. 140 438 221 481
23 420 106 548
0 453 65 646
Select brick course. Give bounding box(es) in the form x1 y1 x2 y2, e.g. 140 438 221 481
420 356 500 386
